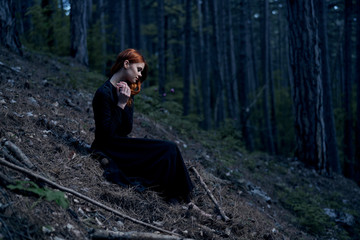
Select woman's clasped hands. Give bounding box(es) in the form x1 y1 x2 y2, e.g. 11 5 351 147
116 81 131 109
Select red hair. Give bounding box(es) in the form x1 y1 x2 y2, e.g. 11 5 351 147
110 49 148 105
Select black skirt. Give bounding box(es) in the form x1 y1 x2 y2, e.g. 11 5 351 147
92 137 194 201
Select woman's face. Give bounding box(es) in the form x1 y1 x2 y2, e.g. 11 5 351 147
124 62 145 84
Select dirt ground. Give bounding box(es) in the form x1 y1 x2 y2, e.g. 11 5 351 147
0 46 359 240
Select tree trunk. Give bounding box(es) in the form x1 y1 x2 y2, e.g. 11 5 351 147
99 0 106 74
227 0 240 125
15 0 33 37
133 0 141 50
198 0 210 129
120 0 125 50
355 0 360 184
70 0 89 66
221 0 233 120
212 0 225 126
287 0 327 172
0 0 22 55
202 0 212 129
262 0 275 154
157 0 166 100
183 0 191 116
316 0 341 174
240 0 254 152
343 0 354 179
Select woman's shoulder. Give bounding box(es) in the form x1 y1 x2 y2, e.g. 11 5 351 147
95 80 112 96
93 80 115 103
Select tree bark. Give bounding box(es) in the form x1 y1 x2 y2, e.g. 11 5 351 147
342 0 354 179
120 0 125 50
355 0 360 184
212 0 225 126
99 0 106 74
203 0 212 129
227 0 240 126
70 0 89 66
41 0 55 52
316 0 341 174
0 0 22 55
239 0 254 152
158 0 166 100
287 0 327 172
133 0 142 50
199 0 211 129
261 0 275 154
183 0 191 115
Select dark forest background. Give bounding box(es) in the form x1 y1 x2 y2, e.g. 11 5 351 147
2 0 360 185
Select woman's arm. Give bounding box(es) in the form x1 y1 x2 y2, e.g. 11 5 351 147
93 89 133 139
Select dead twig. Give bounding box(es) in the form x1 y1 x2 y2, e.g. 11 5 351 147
1 147 26 168
3 140 35 169
189 166 230 222
0 157 183 237
187 202 213 220
90 230 194 240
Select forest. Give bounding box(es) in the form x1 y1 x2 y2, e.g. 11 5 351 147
1 0 360 239
2 0 360 185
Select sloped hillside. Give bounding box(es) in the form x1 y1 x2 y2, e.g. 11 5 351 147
0 46 359 240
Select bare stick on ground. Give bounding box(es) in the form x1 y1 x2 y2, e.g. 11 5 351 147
91 230 194 240
189 166 230 222
1 147 26 168
0 157 183 237
3 140 35 169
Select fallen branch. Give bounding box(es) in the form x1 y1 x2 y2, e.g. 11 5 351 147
0 157 182 237
3 140 35 169
187 202 213 220
189 167 230 222
90 230 194 240
1 147 26 168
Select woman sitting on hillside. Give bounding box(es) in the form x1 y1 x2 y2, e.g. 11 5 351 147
91 48 193 203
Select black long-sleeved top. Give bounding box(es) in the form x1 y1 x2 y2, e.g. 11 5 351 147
92 80 133 147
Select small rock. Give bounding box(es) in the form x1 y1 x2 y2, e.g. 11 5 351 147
11 66 21 72
323 208 355 226
42 225 55 234
66 223 74 230
72 230 82 238
27 97 39 107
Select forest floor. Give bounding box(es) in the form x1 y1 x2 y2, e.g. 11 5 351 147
0 46 359 240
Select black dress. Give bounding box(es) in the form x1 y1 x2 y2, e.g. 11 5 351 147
91 80 193 201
